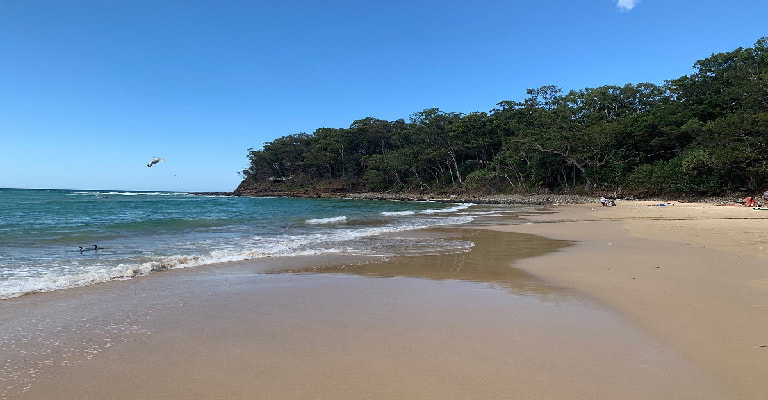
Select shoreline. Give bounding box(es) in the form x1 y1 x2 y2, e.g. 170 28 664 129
4 200 764 398
1 217 720 400
482 200 768 398
199 187 757 207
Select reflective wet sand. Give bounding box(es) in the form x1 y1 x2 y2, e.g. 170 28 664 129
1 225 718 399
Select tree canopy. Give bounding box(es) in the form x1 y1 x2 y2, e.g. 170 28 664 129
240 37 768 197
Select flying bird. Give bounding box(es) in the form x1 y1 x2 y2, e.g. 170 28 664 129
147 157 165 167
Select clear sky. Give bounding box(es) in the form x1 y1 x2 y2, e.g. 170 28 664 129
1 0 766 192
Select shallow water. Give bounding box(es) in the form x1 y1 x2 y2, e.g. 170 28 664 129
0 189 503 299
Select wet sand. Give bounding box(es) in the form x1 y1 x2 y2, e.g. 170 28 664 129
0 208 735 399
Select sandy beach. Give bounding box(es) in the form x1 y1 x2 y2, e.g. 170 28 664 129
3 200 766 399
484 200 768 399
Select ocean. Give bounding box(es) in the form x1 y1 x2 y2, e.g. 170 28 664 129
0 188 493 300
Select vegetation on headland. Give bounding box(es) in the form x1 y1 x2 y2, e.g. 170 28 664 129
237 38 768 200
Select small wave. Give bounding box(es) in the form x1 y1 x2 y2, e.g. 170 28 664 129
306 216 347 224
420 203 474 214
381 210 416 216
0 266 127 300
115 191 177 196
73 191 183 197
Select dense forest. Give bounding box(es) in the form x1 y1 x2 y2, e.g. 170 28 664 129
238 37 768 198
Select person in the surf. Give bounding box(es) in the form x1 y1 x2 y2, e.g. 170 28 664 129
78 244 99 252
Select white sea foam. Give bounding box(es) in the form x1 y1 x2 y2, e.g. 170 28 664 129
69 190 183 197
93 191 181 196
0 265 124 300
420 203 473 214
306 216 347 224
381 210 416 216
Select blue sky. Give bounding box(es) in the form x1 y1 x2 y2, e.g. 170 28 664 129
1 0 766 192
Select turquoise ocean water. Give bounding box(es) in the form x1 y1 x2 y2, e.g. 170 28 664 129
0 188 482 299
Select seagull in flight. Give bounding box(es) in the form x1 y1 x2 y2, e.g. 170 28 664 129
147 157 165 167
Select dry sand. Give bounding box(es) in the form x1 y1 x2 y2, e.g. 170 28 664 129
4 200 766 399
483 200 768 399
